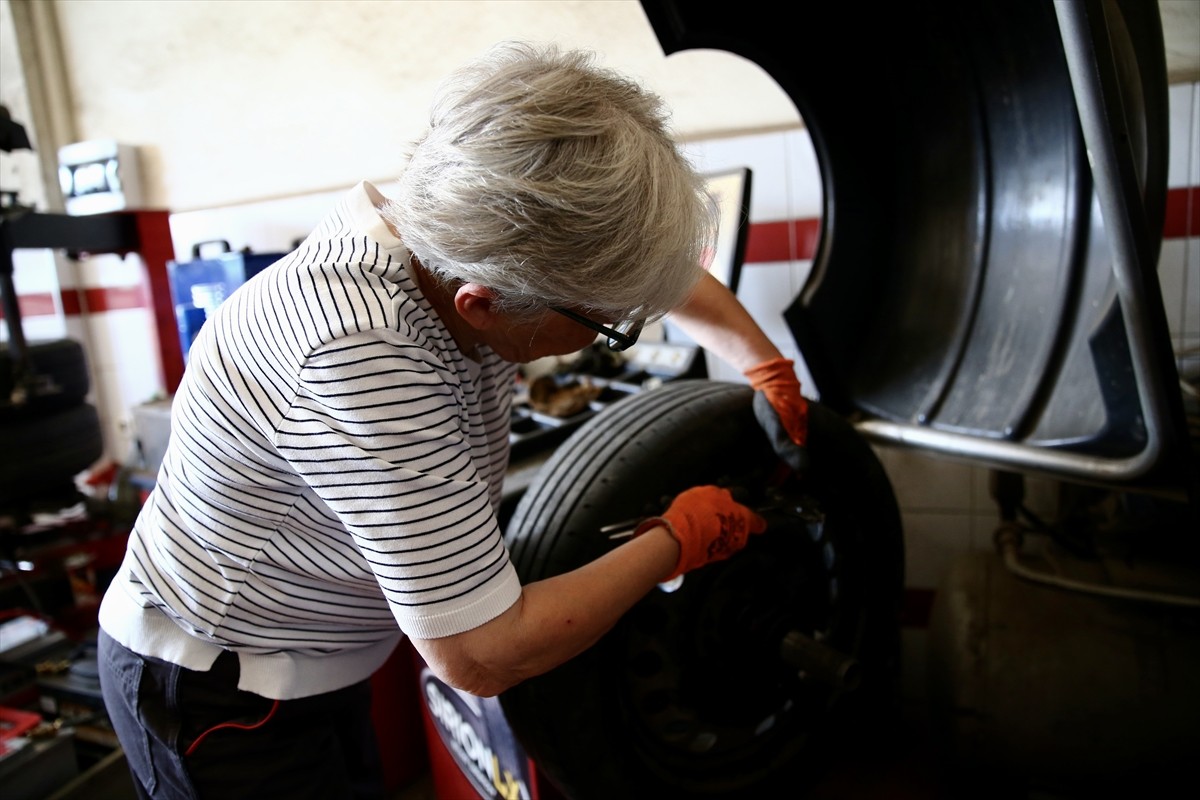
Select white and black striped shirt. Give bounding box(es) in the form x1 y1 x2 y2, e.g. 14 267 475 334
100 182 522 699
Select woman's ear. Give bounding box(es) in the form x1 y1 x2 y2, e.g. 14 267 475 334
454 283 500 331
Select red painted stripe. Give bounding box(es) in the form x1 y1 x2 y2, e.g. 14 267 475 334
744 219 792 263
744 218 822 263
58 285 148 316
794 218 821 260
1 286 149 320
55 290 81 316
744 185 1196 264
1163 185 1197 239
0 291 57 319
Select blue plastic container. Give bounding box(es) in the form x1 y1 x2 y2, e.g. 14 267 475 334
167 241 283 360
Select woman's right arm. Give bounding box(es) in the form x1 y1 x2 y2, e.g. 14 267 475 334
410 485 766 697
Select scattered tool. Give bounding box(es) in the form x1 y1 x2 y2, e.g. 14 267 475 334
602 517 646 540
604 503 782 540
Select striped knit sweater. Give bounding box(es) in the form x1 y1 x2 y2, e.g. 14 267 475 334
99 181 522 699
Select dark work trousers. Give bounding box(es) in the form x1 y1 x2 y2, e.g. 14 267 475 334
98 630 386 800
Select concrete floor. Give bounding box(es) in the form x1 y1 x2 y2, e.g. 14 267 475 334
390 773 438 800
387 742 957 800
388 632 1192 800
386 709 969 800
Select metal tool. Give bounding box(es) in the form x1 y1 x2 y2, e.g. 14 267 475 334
603 518 646 540
604 503 782 540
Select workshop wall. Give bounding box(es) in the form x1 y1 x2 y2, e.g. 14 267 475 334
39 0 801 213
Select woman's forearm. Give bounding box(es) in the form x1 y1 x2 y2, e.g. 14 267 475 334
670 271 784 371
411 525 680 696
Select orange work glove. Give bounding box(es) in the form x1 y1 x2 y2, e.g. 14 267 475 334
744 357 809 472
634 486 767 581
744 357 808 446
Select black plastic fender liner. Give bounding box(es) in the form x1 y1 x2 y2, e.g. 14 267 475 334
501 380 905 799
639 0 1192 500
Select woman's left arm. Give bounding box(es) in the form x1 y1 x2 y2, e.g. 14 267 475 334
668 271 784 370
670 271 810 457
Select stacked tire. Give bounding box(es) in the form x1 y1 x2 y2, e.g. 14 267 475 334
1 339 104 519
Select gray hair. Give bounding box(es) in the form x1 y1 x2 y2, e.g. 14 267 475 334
384 41 715 321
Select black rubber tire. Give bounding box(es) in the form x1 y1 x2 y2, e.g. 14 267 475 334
0 339 91 419
0 403 104 505
500 380 905 799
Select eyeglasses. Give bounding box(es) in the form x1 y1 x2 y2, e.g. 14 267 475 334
550 307 646 352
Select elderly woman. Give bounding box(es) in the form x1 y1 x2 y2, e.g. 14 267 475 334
97 41 806 799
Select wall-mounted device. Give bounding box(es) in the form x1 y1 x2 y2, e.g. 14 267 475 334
57 139 143 215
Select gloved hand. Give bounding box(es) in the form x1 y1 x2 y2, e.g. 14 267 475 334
634 486 767 581
744 357 810 472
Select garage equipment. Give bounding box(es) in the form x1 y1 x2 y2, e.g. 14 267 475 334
507 340 704 463
57 140 143 217
462 0 1197 798
0 117 178 796
501 381 903 799
1 118 175 518
568 0 1193 796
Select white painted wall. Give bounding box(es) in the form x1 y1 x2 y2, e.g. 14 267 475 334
45 0 799 212
1164 82 1200 361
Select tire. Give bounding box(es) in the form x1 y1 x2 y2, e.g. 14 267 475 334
1 339 91 419
500 380 905 799
0 403 104 506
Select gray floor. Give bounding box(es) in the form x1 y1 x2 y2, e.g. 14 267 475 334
390 772 437 800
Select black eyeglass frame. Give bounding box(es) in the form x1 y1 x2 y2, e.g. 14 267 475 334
550 307 645 352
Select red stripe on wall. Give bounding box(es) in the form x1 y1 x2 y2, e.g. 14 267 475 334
1163 185 1198 239
1 286 149 320
744 218 821 263
744 184 1196 264
58 286 149 316
0 291 57 320
744 220 791 263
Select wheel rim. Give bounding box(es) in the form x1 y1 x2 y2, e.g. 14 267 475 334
501 381 904 798
616 490 853 787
